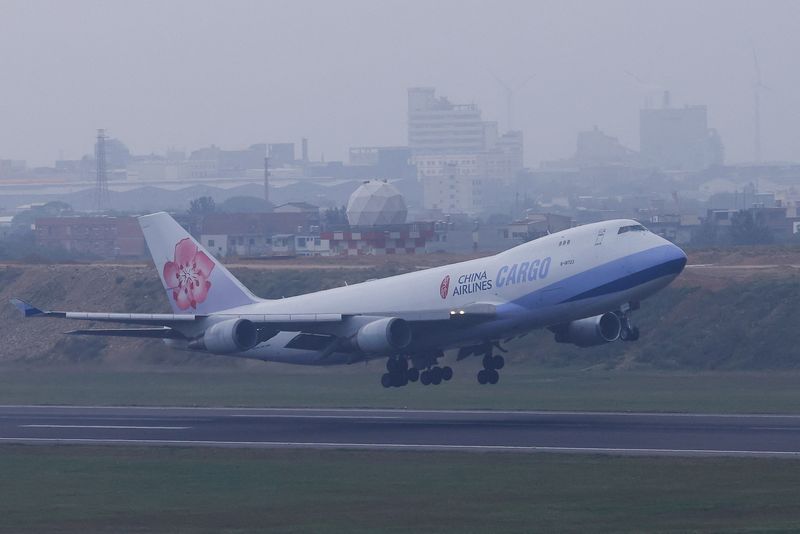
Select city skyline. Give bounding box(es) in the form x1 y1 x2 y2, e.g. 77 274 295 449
1 0 799 167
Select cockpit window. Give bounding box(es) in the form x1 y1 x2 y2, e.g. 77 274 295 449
618 224 647 234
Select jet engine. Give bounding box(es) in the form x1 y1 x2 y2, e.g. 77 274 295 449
189 318 259 354
355 317 412 354
553 312 622 347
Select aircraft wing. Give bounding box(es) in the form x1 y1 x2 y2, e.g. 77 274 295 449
10 298 342 326
64 327 186 339
12 298 495 325
11 298 497 341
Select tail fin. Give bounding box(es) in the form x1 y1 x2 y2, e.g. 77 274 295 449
138 212 260 314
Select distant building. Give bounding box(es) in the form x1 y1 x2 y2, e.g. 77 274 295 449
645 214 700 245
268 143 296 167
321 223 434 256
346 181 407 227
273 202 320 217
574 126 638 167
348 146 416 180
409 87 524 214
502 213 573 242
408 87 489 155
199 211 320 257
0 216 13 239
35 216 145 258
0 159 27 178
639 93 723 171
189 144 266 175
270 234 330 256
95 138 130 169
419 159 484 214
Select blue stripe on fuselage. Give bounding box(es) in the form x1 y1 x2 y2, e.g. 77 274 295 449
505 244 686 312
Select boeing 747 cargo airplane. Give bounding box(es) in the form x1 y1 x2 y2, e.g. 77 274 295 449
11 212 686 387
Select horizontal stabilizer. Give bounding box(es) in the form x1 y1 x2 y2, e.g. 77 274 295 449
10 298 45 317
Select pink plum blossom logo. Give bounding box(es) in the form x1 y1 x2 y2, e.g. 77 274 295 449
163 238 215 310
440 275 450 299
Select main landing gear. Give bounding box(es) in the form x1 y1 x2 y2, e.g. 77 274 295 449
477 353 504 385
381 356 453 388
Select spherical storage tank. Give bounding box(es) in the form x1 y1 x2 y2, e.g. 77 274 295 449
346 181 407 227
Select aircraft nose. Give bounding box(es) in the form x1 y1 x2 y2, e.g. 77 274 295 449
664 242 688 275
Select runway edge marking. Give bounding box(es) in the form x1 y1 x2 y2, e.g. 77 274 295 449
2 437 800 458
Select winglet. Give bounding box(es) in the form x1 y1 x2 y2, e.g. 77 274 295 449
10 298 45 317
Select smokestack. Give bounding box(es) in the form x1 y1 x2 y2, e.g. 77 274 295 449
662 90 671 109
263 156 270 204
95 128 109 211
301 137 309 164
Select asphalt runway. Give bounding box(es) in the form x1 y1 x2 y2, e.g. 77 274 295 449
1 405 800 457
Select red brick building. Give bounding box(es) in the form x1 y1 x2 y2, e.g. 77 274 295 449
35 216 146 258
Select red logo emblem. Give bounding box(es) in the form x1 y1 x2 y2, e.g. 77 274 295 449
163 238 215 310
439 275 450 299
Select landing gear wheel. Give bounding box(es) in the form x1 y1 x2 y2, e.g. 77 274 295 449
431 366 443 385
492 355 505 370
441 366 453 381
487 369 500 384
420 370 432 386
392 372 407 387
386 358 399 373
407 368 420 382
621 325 640 342
482 355 495 370
477 369 488 385
381 373 392 388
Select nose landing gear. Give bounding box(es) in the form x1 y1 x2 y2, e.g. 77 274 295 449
618 302 641 342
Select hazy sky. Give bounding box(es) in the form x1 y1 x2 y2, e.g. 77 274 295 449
1 0 799 167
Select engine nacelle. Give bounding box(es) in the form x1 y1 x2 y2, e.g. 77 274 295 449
190 318 258 354
355 317 412 354
554 312 622 347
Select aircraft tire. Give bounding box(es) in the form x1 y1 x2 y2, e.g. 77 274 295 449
488 369 499 384
391 372 406 387
407 368 420 382
492 355 505 370
482 355 495 370
431 367 443 385
420 371 432 386
442 366 453 381
381 373 393 388
477 369 488 385
630 327 640 341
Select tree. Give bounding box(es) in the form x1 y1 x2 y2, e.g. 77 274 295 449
189 196 215 216
323 205 348 226
730 210 772 246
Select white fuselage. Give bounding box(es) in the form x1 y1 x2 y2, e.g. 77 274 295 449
191 219 686 365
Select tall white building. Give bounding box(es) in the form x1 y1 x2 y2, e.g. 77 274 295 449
409 87 524 214
421 161 483 215
408 87 490 154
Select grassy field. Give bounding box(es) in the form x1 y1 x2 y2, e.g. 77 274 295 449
3 365 800 413
1 445 799 533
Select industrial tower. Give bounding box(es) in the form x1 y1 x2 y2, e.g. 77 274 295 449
95 129 109 211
